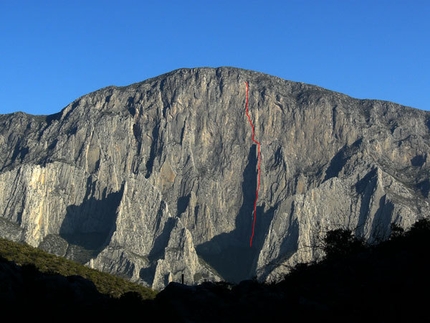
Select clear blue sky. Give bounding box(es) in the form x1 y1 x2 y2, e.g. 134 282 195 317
1 0 429 115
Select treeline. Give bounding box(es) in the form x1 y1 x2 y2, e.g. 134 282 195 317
1 218 429 322
153 218 430 322
276 217 430 322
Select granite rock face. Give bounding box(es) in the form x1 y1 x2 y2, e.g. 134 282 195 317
1 67 430 289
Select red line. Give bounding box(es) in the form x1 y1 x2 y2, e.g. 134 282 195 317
245 82 261 247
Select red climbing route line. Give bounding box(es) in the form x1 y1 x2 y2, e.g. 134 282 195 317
245 81 261 247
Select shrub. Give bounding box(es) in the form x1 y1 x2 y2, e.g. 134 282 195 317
323 228 365 260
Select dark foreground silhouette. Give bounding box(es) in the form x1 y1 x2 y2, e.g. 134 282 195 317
1 219 430 322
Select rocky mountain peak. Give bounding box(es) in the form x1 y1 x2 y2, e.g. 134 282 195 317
1 67 429 289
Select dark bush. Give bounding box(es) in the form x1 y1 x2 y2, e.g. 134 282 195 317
323 228 365 260
406 218 430 245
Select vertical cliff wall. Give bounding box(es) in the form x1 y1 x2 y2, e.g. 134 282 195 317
1 67 430 289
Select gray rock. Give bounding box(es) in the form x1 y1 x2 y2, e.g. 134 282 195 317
1 67 429 289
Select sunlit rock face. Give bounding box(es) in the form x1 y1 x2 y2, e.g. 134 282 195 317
1 67 429 289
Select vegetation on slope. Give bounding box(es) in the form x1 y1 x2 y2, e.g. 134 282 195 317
0 237 156 300
1 218 429 322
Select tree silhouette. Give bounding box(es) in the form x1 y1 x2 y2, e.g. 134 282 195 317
323 228 365 260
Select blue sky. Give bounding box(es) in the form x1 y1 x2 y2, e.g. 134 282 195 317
1 0 429 115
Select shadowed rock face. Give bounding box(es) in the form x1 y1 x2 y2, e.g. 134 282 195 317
1 67 430 289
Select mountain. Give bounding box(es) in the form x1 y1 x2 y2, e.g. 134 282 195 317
1 67 429 290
